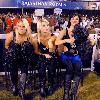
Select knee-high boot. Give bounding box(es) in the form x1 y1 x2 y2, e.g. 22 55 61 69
39 78 46 97
10 70 19 96
63 75 72 100
19 41 32 99
71 76 80 100
38 56 47 97
48 72 54 96
71 61 81 100
19 73 26 100
7 44 20 96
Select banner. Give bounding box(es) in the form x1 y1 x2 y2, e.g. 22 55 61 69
0 0 100 10
21 1 85 9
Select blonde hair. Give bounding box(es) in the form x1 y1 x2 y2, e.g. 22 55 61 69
15 18 32 44
37 19 50 43
38 19 49 32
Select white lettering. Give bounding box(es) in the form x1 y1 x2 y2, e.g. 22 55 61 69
27 2 30 6
22 1 25 6
25 2 27 5
32 2 36 6
21 1 63 7
56 3 62 7
41 2 47 6
49 2 55 6
44 2 48 6
30 2 32 6
37 2 42 6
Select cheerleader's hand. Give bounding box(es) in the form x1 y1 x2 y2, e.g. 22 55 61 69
67 37 75 44
44 54 51 58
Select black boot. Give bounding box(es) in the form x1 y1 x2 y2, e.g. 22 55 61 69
48 84 53 96
19 73 26 100
63 75 72 100
71 76 80 100
12 84 19 96
40 81 46 97
10 69 19 96
48 74 54 96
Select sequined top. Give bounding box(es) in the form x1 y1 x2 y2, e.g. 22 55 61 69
62 29 78 55
38 42 49 54
9 32 21 50
62 30 77 50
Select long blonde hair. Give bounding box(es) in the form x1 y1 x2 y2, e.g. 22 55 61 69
15 18 32 43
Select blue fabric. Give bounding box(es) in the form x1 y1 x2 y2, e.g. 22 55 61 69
61 52 81 64
61 52 82 77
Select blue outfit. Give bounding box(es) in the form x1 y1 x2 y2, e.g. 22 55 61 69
61 30 82 77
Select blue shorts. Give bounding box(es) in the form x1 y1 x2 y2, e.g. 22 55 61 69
60 52 81 64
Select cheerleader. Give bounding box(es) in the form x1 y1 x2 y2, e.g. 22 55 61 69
37 19 57 97
55 14 83 100
5 18 38 100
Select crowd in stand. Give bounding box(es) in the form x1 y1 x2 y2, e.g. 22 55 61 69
0 12 100 34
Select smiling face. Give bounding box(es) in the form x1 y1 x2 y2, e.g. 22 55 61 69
41 21 50 33
17 21 27 35
70 15 79 26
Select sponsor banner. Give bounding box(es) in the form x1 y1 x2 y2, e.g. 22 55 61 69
0 0 100 10
21 1 85 9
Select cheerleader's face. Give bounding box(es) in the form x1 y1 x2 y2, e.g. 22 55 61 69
71 16 79 26
41 21 50 33
17 21 27 35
